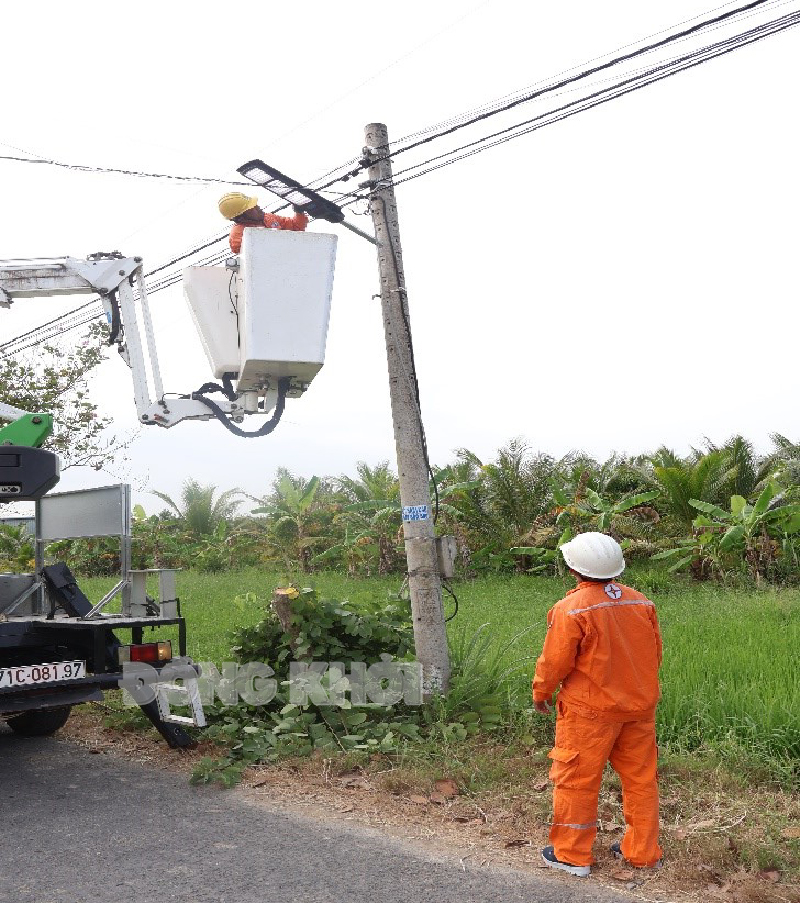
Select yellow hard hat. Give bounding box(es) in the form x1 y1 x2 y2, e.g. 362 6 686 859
218 192 259 220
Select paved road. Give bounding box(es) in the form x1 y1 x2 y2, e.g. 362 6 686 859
0 730 629 903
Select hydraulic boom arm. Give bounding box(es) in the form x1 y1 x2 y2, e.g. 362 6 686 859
0 254 237 429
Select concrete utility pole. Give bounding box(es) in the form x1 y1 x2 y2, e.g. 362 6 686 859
363 122 450 694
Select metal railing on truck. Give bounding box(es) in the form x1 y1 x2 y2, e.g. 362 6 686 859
0 484 204 744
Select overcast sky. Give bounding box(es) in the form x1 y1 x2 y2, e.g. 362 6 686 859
1 0 797 512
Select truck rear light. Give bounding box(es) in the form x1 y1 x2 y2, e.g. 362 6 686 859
117 641 172 665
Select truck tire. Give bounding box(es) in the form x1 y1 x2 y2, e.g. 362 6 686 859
7 705 72 737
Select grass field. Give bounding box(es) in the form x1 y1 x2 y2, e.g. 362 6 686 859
82 567 800 784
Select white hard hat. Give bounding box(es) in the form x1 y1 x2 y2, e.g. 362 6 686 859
560 532 625 579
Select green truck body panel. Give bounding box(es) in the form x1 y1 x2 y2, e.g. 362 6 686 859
0 413 54 448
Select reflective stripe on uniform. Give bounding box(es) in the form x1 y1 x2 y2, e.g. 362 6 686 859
567 599 654 616
552 821 597 830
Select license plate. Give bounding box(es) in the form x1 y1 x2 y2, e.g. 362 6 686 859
0 660 86 689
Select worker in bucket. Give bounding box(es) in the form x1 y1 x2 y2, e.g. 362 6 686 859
532 531 663 878
218 192 308 253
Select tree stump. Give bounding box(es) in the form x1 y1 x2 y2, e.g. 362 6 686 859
271 588 300 652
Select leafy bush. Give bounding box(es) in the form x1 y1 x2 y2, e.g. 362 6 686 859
191 587 417 786
190 588 534 787
232 586 414 667
47 535 120 576
0 524 35 572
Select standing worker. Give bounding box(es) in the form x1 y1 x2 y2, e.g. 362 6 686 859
533 531 663 877
218 193 308 253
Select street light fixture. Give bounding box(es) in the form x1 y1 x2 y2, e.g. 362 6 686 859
237 159 376 244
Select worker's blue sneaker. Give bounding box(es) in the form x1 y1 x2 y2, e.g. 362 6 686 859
541 845 590 877
611 841 663 870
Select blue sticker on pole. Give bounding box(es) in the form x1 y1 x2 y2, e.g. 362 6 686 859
402 505 430 522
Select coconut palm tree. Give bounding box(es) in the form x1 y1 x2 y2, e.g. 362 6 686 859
331 462 402 574
708 435 774 502
646 447 726 528
151 479 242 536
335 461 395 503
479 438 556 535
764 434 800 496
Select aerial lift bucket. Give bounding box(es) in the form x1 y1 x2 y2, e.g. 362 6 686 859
183 229 337 393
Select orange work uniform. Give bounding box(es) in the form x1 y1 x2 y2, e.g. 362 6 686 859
532 579 663 868
229 210 309 253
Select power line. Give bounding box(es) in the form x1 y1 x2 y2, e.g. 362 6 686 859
0 0 787 216
370 0 777 163
0 298 98 353
3 0 796 356
387 0 790 147
1 310 102 357
0 153 257 187
139 0 798 291
143 232 229 279
384 8 800 188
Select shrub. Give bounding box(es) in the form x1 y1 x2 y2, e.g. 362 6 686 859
190 588 535 787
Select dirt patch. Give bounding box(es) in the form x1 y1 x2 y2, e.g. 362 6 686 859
62 706 800 903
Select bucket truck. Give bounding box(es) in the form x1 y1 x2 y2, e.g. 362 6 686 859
0 229 337 743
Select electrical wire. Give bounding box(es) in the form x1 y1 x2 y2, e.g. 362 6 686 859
71 2 782 298
1 311 101 356
305 1 800 209
0 1 780 202
0 153 258 187
3 0 796 358
442 581 459 622
0 298 99 353
144 232 229 279
368 0 777 162
387 0 791 147
385 8 800 188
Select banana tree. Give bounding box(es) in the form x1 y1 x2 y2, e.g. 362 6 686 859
313 503 398 575
694 483 800 579
655 482 800 580
252 472 328 572
552 485 660 533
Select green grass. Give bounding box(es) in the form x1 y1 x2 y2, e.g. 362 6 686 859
80 567 800 784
